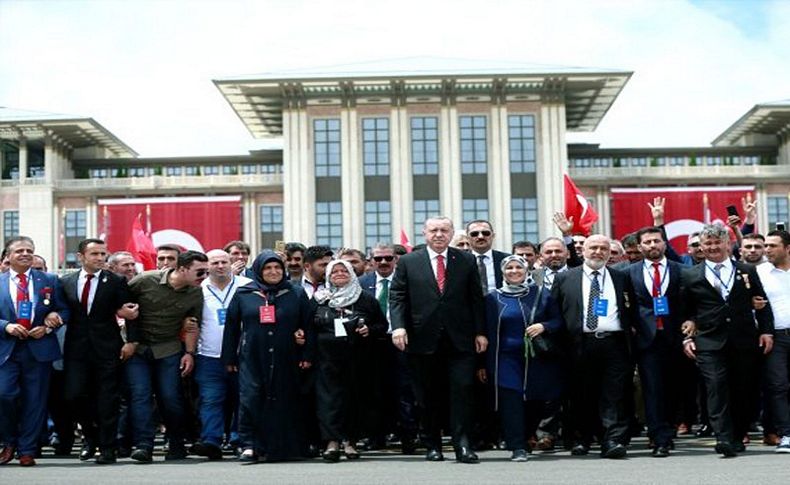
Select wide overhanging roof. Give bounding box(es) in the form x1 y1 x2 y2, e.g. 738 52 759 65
0 107 137 157
713 100 790 146
214 57 632 139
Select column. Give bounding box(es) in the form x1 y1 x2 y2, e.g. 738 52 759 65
595 187 611 235
439 105 462 224
390 106 413 244
18 135 28 183
536 103 567 239
298 109 314 243
341 107 363 248
489 103 512 251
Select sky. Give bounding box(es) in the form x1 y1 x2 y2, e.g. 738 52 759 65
1 0 788 157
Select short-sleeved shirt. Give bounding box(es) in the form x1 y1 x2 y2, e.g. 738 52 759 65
129 269 203 359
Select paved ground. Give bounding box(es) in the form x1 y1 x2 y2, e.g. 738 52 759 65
2 436 788 484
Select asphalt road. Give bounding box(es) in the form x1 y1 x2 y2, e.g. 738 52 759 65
2 436 788 484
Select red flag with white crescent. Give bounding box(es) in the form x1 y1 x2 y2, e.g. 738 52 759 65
563 174 599 236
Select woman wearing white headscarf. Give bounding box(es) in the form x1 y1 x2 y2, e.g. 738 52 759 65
480 255 565 462
312 259 387 462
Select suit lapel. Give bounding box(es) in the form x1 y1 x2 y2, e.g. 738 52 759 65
0 272 15 319
420 250 441 296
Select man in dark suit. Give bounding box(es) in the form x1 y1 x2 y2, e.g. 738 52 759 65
0 236 69 467
681 223 774 457
60 238 139 464
466 220 508 293
391 216 487 463
551 234 634 459
628 227 685 457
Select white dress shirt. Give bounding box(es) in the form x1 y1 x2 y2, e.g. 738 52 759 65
704 258 734 299
301 276 325 300
77 269 101 314
543 265 568 289
756 262 790 330
199 274 252 358
642 258 670 297
426 246 449 280
472 249 496 292
581 265 622 332
9 268 35 321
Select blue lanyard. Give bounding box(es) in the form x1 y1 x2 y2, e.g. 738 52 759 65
644 262 669 296
206 279 235 309
705 262 734 292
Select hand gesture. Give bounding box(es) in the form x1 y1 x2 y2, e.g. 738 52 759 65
741 195 757 225
648 196 665 226
552 212 574 236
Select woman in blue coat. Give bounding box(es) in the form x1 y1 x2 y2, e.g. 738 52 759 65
482 255 564 461
221 251 314 463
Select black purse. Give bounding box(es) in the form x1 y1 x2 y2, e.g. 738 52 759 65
527 284 562 359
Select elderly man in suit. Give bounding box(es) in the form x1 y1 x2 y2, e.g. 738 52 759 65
0 236 69 467
551 234 635 459
391 216 487 463
681 223 774 457
60 238 139 464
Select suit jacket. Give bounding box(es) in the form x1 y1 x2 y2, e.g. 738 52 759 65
0 269 70 365
472 249 509 291
390 247 484 354
358 272 377 298
60 270 132 361
550 265 635 354
679 260 773 351
628 260 684 350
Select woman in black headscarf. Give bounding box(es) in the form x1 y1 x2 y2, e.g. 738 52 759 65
313 259 387 462
221 250 314 462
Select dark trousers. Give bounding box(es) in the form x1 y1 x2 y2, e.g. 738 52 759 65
378 341 417 443
672 348 699 425
498 387 553 450
48 368 75 453
635 333 676 447
765 332 790 436
64 355 120 450
570 333 631 446
696 342 759 443
408 336 475 450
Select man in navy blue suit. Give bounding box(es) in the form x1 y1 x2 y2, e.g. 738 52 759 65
0 236 69 467
627 226 686 457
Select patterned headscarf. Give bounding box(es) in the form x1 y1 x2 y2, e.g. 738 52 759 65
498 255 533 296
319 259 363 308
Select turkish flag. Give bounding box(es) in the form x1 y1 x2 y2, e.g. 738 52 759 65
400 228 412 253
564 174 598 236
126 214 157 270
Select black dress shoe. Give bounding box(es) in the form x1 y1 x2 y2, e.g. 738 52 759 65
695 424 713 437
117 446 131 459
425 448 444 461
454 447 479 464
732 441 746 453
165 448 188 461
189 442 223 460
96 450 116 464
714 441 737 458
571 443 589 456
79 443 97 461
652 446 670 458
130 448 153 463
601 442 627 459
322 448 341 463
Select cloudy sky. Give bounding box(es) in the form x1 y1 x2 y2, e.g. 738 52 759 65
1 0 787 157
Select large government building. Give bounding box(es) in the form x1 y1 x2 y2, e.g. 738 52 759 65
1 60 789 269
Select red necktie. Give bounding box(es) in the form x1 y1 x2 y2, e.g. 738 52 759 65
16 273 31 329
81 273 94 314
652 262 663 330
436 255 446 293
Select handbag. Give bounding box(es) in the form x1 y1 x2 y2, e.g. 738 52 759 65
526 284 562 359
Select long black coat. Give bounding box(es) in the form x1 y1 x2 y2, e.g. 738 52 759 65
221 284 313 460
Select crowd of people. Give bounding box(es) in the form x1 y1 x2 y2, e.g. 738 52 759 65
1 195 789 467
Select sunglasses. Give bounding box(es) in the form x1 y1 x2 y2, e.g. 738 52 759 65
373 256 395 262
469 230 492 238
195 269 209 277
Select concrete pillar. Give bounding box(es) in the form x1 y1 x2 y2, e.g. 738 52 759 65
489 103 512 251
536 103 567 240
439 105 462 224
341 108 363 249
756 186 769 233
595 187 611 235
19 186 54 267
18 136 27 183
243 193 257 254
282 109 296 241
390 106 413 243
44 135 55 184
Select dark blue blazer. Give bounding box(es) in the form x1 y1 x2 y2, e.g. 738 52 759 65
358 272 377 298
0 269 70 365
627 260 684 350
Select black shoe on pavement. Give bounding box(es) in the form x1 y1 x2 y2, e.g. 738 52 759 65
454 447 478 464
79 443 97 461
96 450 117 464
130 448 153 463
425 448 444 461
652 446 670 458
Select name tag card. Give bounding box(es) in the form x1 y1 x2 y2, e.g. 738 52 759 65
653 296 670 316
18 301 33 319
594 298 609 317
217 308 227 326
259 306 276 324
334 318 348 337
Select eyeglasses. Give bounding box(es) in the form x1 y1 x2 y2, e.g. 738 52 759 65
195 269 209 277
373 256 395 262
469 230 492 238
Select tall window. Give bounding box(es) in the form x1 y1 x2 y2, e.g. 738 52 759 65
314 119 341 177
260 204 283 249
365 201 391 249
3 210 19 245
462 198 489 224
411 117 439 175
64 209 87 268
316 201 342 248
767 196 789 229
460 115 487 174
413 199 440 244
508 115 536 173
362 118 389 176
511 198 539 243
